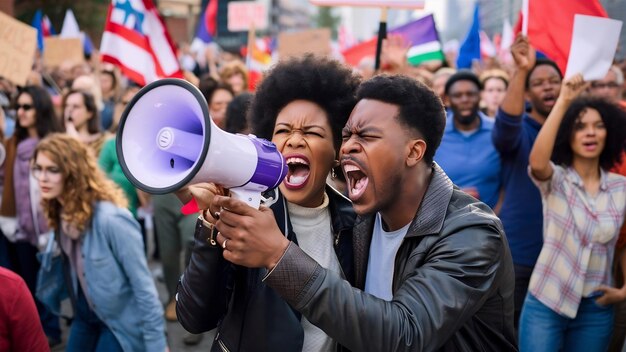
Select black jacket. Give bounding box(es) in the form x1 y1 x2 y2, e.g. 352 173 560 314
264 164 518 352
176 186 356 352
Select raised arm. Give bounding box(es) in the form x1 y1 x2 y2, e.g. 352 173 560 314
492 35 536 153
528 74 586 180
500 35 535 116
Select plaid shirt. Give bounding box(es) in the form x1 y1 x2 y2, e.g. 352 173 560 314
528 163 626 318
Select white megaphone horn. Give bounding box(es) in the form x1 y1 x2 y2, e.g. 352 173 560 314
116 78 288 209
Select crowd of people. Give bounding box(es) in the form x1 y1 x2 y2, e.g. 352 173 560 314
0 30 625 352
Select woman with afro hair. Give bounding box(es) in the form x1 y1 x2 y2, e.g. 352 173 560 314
176 54 361 351
520 74 626 351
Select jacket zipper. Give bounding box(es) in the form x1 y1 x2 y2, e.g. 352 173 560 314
217 339 231 352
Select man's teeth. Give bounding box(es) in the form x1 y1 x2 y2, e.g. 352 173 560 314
344 164 359 172
287 157 309 165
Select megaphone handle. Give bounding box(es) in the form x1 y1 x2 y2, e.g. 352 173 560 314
229 187 262 209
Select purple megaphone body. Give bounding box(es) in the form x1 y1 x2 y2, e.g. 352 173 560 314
116 78 288 209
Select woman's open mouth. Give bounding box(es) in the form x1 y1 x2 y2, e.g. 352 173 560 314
582 141 598 152
284 155 310 190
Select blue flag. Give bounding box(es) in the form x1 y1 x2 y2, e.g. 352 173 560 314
194 8 213 44
31 10 44 51
456 4 481 69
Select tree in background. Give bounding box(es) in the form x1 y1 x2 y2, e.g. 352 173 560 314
14 0 109 47
315 7 340 40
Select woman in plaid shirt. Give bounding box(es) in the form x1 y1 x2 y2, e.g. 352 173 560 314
519 73 626 352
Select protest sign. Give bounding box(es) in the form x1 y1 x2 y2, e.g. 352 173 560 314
0 11 37 86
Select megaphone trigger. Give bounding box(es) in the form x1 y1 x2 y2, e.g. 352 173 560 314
180 197 200 215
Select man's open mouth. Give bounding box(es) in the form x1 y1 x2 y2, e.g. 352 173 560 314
344 164 368 200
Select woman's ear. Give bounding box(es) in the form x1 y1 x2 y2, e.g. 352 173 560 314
406 139 427 167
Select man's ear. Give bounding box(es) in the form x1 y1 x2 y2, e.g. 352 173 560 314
443 94 450 107
407 139 427 167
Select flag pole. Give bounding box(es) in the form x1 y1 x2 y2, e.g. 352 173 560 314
374 6 388 71
246 21 256 70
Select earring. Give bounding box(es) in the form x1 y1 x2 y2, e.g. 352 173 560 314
331 167 337 179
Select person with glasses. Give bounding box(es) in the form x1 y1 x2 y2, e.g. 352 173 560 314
32 133 167 352
588 66 624 107
435 70 503 212
0 85 63 347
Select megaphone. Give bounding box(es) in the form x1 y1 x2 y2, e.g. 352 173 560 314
116 78 288 209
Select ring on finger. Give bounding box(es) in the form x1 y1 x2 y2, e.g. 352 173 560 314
222 239 228 250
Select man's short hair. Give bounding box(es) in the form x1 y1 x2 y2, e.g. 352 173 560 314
525 58 563 89
356 75 446 164
444 70 482 95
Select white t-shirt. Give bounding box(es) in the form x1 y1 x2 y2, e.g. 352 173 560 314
365 213 410 301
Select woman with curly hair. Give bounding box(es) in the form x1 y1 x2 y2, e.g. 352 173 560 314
176 55 360 351
521 74 626 351
219 60 249 96
33 134 166 352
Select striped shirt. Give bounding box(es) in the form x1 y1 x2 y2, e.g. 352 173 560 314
528 163 626 318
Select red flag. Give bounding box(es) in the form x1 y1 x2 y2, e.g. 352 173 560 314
100 0 182 86
205 0 218 37
341 38 376 67
513 0 607 74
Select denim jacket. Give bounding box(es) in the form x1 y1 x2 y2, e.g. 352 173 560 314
38 201 166 352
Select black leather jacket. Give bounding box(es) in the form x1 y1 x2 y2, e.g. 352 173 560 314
176 186 356 352
264 164 518 352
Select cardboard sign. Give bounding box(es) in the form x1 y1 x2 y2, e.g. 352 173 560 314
278 28 332 59
43 37 84 68
0 11 37 86
228 2 268 32
310 0 425 8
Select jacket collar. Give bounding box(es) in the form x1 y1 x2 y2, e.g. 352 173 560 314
268 184 356 240
565 165 609 192
405 162 454 238
353 162 454 288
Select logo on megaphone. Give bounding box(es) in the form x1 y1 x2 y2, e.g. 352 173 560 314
116 78 288 208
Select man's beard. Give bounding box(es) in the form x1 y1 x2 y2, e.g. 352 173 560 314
454 108 479 126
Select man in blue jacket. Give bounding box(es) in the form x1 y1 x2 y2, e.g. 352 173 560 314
491 35 562 328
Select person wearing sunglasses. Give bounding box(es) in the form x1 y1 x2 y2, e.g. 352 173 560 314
0 85 63 347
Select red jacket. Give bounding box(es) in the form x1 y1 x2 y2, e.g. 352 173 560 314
0 267 49 352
